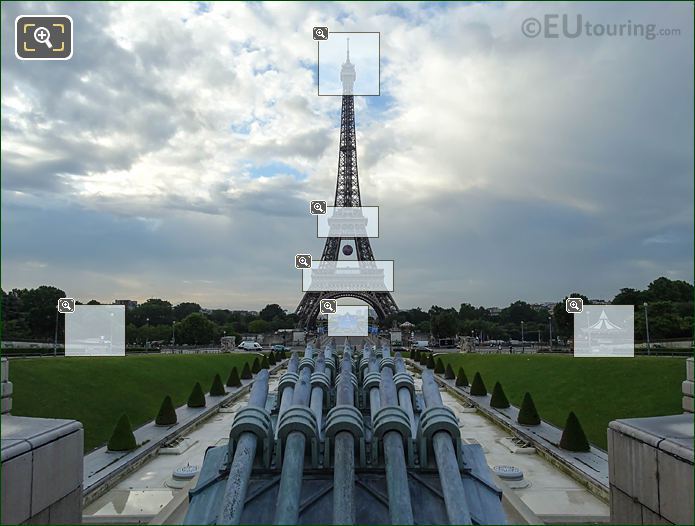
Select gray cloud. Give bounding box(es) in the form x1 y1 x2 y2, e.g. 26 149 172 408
1 1 692 311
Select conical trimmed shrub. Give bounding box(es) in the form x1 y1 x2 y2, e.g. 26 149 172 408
434 358 445 374
426 353 435 369
419 352 428 365
409 349 415 359
489 381 510 408
210 373 226 396
241 362 252 379
251 357 261 373
517 392 541 426
261 355 270 369
279 349 287 359
107 413 137 451
445 363 455 380
560 411 590 452
268 351 276 365
470 372 487 396
155 395 177 426
456 367 469 387
187 382 206 408
226 367 241 387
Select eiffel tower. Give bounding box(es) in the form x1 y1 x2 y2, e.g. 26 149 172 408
295 39 398 328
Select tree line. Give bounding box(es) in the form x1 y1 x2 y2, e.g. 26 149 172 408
1 276 691 345
0 289 295 346
385 276 693 342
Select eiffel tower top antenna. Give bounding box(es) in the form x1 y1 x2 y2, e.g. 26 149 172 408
341 38 356 96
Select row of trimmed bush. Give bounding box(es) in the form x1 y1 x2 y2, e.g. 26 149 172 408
409 350 591 452
107 353 277 452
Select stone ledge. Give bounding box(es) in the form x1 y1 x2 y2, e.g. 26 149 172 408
1 415 84 525
608 413 694 463
1 415 83 461
608 413 694 525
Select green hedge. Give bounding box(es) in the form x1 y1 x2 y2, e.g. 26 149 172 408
155 395 177 426
560 411 590 452
426 353 435 369
456 367 469 387
107 413 137 451
470 372 487 396
209 374 226 396
226 367 241 387
517 392 541 426
187 382 206 408
489 381 510 408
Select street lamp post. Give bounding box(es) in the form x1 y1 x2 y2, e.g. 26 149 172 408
643 302 651 356
548 316 553 352
145 317 150 349
172 321 176 347
521 321 525 354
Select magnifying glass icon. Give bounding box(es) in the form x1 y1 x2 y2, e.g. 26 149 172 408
569 300 577 309
316 28 325 38
298 257 307 266
34 26 53 49
313 202 324 212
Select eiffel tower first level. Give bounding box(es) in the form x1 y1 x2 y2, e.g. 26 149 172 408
295 39 398 329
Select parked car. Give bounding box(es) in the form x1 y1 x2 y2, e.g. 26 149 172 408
272 344 291 353
237 341 263 351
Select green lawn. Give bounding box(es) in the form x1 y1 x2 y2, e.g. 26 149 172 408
8 353 262 452
437 354 687 450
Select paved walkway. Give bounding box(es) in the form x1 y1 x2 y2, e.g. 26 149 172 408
408 360 610 500
83 361 286 503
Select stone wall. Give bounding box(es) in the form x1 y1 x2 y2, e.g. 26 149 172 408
0 358 84 524
608 412 694 524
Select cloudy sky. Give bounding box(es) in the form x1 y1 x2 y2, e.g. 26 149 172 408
1 1 693 311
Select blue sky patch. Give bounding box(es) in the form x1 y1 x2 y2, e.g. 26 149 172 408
246 161 306 180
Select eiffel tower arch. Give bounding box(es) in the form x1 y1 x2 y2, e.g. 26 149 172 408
295 40 398 329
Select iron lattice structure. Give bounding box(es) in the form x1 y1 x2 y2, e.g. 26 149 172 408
295 94 398 328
